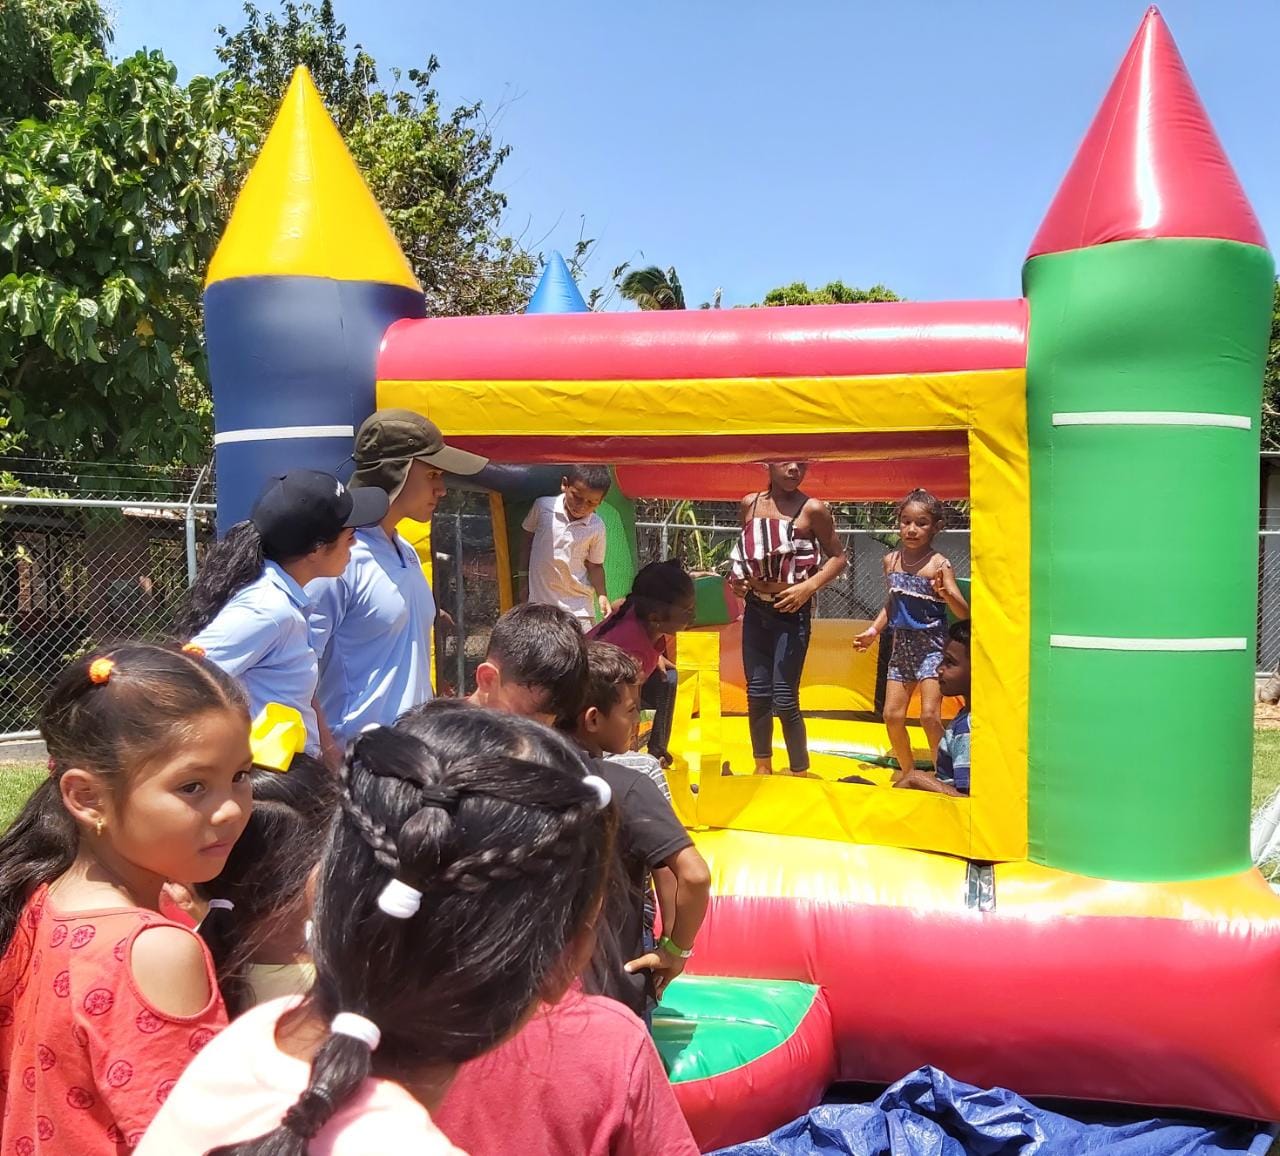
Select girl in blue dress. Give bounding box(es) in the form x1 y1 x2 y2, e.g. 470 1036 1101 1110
855 489 969 779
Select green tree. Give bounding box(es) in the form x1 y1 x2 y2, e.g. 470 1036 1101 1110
1263 279 1280 451
0 0 255 467
760 280 900 306
216 1 536 316
618 264 687 311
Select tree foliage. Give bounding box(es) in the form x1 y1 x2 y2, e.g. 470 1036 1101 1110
1263 280 1280 451
215 1 536 317
760 280 900 306
617 264 687 311
0 0 255 465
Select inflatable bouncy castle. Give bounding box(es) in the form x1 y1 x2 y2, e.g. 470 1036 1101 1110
204 9 1279 1150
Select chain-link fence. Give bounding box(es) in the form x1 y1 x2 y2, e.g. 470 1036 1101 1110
634 499 972 621
4 464 1280 737
0 459 214 737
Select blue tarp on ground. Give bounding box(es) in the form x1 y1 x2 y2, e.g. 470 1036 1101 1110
712 1067 1276 1156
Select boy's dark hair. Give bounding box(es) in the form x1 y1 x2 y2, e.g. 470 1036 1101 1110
0 645 247 957
595 559 694 639
948 617 971 650
564 464 612 494
197 753 338 1016
484 603 589 720
210 702 614 1156
557 641 641 730
896 488 945 526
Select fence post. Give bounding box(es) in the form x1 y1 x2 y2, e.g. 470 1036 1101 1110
185 464 211 586
453 513 467 694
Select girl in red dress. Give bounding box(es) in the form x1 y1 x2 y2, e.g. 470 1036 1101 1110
0 644 251 1153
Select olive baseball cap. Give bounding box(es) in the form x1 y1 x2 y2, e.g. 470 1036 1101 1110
351 409 488 493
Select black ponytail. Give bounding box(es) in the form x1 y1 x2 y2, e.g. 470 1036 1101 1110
197 754 337 1017
177 521 266 637
207 703 614 1155
594 557 693 639
0 644 247 958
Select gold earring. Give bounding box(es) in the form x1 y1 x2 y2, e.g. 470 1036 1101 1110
94 818 103 837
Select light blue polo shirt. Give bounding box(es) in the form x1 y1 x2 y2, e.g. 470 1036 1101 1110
309 527 435 745
192 562 320 753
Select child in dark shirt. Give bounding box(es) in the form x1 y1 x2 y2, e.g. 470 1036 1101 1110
559 641 711 1018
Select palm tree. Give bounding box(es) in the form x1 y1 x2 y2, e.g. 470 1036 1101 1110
618 264 686 310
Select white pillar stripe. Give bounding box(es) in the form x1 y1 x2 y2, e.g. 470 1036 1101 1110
1051 411 1251 430
214 424 355 446
1050 634 1247 652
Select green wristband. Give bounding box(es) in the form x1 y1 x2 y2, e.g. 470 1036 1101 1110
658 935 693 959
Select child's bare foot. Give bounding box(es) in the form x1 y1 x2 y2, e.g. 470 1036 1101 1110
753 760 773 776
721 761 734 777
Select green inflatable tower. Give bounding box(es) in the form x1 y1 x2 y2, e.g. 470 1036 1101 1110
1023 9 1274 881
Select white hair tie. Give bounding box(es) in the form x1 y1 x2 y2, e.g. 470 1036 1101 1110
360 722 382 735
207 899 234 912
330 1012 381 1052
582 774 612 809
377 877 423 919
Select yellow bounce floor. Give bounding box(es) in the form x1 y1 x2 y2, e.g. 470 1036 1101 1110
671 715 934 784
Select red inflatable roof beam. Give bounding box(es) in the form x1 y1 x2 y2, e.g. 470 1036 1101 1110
377 299 1027 383
614 457 969 503
1028 6 1266 259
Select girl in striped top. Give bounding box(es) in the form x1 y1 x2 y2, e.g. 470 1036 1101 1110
728 462 847 775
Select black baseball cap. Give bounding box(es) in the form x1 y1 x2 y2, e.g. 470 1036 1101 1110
351 409 488 494
251 470 388 559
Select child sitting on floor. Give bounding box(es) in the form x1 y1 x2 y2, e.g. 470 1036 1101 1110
894 619 971 797
520 464 613 629
558 641 711 1023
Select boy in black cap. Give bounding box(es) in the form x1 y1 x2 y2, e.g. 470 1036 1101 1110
310 409 488 742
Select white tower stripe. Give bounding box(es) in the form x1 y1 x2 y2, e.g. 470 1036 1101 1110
1050 634 1247 652
1051 411 1251 430
213 424 356 446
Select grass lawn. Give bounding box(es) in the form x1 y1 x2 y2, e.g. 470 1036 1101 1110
1254 730 1280 812
0 764 45 830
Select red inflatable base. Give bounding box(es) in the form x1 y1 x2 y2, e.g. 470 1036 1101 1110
689 888 1280 1121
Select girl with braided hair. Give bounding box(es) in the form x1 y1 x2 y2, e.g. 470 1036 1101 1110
138 702 621 1155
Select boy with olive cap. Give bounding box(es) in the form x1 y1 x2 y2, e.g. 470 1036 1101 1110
309 409 487 743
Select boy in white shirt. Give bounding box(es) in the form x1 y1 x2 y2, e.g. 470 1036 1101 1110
519 465 612 630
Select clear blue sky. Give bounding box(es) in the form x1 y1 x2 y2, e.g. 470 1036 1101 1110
110 1 1279 308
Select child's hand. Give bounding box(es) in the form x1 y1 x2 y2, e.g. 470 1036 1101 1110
774 580 815 615
597 593 612 618
728 577 749 599
931 561 952 597
854 627 878 652
625 942 687 999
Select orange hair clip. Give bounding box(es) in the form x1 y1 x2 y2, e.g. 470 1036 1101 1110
87 657 115 685
182 643 206 659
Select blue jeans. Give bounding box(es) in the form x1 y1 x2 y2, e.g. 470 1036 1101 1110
743 596 812 771
641 666 677 760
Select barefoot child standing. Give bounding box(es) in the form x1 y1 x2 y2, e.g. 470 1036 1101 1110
855 489 968 778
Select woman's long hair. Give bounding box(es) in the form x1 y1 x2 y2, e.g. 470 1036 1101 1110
209 702 615 1155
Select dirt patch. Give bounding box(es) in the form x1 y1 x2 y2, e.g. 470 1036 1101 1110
1256 702 1280 729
